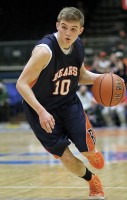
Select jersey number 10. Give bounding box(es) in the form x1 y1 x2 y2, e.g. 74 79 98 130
53 79 71 95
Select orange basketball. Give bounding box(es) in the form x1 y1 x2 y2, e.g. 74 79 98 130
91 73 126 107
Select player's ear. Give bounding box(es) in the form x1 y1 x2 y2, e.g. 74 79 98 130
79 27 84 35
56 22 59 30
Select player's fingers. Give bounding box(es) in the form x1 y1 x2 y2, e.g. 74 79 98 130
41 122 52 133
45 123 52 133
49 120 55 130
51 117 55 125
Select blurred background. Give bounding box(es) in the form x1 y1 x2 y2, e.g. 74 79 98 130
0 0 127 128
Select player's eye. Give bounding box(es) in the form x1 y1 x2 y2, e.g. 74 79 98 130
61 25 67 30
71 28 77 32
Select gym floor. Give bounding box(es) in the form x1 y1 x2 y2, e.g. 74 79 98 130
0 122 127 200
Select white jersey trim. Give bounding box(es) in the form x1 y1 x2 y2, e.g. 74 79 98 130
37 44 52 69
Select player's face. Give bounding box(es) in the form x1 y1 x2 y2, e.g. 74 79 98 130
56 20 84 49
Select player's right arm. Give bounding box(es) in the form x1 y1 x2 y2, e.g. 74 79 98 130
16 46 55 133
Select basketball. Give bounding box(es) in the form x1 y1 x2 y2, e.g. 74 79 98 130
91 73 126 107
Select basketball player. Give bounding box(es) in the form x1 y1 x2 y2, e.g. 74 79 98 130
16 7 105 199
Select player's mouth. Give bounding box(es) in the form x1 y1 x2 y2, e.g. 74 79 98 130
64 38 72 45
65 37 71 42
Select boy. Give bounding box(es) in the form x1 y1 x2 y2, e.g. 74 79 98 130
16 7 105 199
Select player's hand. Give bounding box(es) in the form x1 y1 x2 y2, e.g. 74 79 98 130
38 109 55 133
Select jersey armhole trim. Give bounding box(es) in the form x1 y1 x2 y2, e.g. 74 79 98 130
36 44 52 69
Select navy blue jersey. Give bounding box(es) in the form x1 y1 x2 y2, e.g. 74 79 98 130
31 33 85 110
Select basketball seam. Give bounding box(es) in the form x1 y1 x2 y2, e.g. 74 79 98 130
100 74 107 106
110 73 114 106
117 77 125 104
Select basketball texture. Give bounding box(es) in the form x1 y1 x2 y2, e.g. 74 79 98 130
91 73 126 107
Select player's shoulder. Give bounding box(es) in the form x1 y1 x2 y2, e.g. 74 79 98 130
75 36 83 46
32 34 54 58
32 45 50 56
74 36 85 58
36 33 55 47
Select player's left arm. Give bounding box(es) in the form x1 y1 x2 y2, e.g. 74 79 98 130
79 64 101 85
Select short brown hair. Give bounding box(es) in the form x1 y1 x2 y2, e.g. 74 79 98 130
57 7 84 27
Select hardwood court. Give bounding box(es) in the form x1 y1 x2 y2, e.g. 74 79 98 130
0 123 127 200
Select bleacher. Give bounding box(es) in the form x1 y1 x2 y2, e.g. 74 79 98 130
81 0 127 64
85 0 127 37
0 41 36 122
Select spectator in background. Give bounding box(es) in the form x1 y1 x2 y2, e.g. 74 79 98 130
101 99 127 128
110 51 127 85
101 50 127 127
76 85 94 112
118 30 127 57
118 29 127 44
77 85 105 127
0 81 10 122
105 29 127 57
91 51 111 74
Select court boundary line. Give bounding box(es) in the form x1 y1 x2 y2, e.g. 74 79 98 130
0 186 127 189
